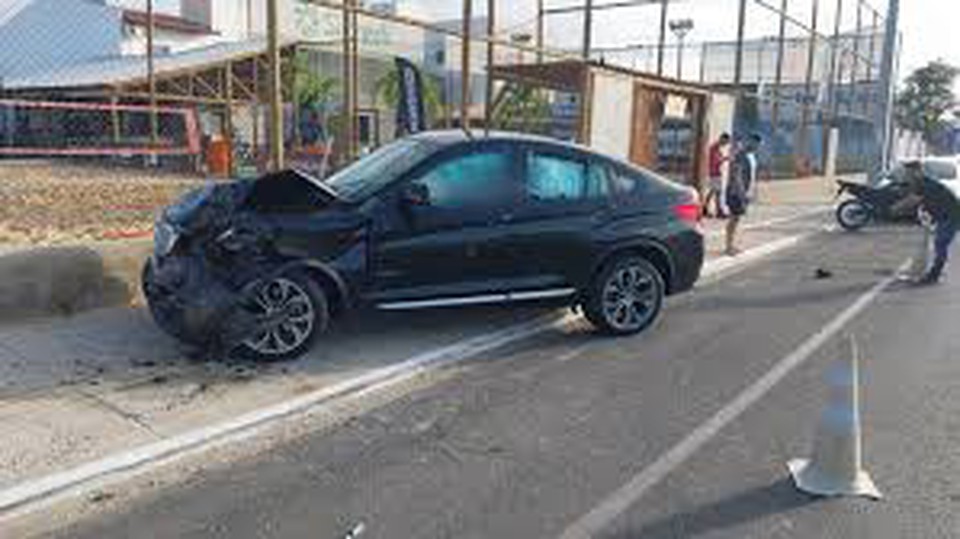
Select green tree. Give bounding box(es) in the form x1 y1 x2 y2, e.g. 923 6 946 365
493 84 552 133
894 60 958 144
291 52 338 110
374 63 443 124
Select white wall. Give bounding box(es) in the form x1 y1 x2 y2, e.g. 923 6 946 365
705 92 736 146
0 0 122 81
589 72 634 160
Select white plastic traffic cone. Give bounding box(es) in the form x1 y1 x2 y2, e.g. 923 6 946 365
902 221 932 281
787 335 881 499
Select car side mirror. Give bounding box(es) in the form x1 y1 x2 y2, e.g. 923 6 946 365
401 183 431 207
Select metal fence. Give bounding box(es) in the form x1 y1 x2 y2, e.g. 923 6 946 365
0 0 894 246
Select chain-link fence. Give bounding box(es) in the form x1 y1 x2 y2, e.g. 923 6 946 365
0 0 893 247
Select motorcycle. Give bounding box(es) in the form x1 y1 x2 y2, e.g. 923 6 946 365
835 178 919 231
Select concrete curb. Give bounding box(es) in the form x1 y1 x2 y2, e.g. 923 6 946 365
0 239 151 322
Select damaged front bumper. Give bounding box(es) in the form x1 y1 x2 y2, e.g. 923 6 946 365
143 254 251 347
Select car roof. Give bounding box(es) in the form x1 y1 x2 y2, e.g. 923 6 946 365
407 129 591 154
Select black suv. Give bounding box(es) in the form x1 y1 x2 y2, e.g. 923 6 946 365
143 131 704 360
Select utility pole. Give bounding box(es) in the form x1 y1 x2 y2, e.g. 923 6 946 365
147 0 157 148
536 0 544 63
874 0 900 180
485 0 495 134
461 0 472 129
656 0 668 76
583 0 593 60
267 0 284 170
797 0 819 174
732 0 747 87
771 0 788 131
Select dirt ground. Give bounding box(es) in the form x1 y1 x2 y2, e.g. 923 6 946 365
0 161 210 246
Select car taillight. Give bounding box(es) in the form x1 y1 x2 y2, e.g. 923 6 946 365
673 189 702 224
673 203 701 223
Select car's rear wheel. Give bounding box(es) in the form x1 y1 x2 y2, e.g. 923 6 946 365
238 272 328 361
583 256 665 335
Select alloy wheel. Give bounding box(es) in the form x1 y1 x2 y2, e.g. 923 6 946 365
242 277 316 356
601 263 658 333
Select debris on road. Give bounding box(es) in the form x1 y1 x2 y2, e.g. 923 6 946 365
814 268 834 279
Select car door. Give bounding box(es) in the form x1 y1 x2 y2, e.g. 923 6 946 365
366 141 523 305
504 145 615 290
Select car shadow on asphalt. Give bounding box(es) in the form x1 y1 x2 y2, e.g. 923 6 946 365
604 478 824 539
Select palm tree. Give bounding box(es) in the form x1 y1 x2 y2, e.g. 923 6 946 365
374 62 443 126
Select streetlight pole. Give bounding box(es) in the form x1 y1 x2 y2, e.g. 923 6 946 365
669 18 693 80
874 0 900 180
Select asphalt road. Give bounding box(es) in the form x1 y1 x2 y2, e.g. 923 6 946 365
38 221 960 539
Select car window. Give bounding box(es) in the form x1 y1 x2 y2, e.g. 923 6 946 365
525 152 608 203
610 165 650 197
411 150 515 210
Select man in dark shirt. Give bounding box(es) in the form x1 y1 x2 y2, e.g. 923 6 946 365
897 161 960 284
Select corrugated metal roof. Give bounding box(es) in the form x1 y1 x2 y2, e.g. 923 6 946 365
2 36 297 90
0 0 35 27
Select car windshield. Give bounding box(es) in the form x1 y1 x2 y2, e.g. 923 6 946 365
324 138 436 201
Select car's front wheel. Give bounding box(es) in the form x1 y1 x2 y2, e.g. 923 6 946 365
237 272 329 361
582 256 665 335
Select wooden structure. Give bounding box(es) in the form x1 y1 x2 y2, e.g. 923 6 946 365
490 59 715 188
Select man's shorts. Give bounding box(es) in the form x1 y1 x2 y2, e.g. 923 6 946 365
726 193 748 216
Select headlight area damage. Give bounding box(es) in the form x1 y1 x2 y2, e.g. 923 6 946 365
143 170 347 360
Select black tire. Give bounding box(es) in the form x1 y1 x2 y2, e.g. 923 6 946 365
235 271 329 361
836 200 871 231
582 256 665 336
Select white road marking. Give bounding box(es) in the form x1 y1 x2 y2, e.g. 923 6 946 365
0 228 823 520
558 260 907 539
704 206 830 238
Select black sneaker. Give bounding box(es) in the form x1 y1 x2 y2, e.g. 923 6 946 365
915 273 941 286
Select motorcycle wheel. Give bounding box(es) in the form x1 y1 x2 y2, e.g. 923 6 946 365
836 200 871 231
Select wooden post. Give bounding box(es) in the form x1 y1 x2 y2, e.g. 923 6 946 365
147 0 158 147
583 0 593 60
460 0 472 129
485 0 496 134
351 5 359 151
225 61 235 175
267 0 284 170
656 0 668 76
342 0 356 160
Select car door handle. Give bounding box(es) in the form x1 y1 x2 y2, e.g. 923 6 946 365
498 212 515 224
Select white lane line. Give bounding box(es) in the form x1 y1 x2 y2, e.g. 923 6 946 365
0 229 819 520
558 260 907 539
704 206 830 238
